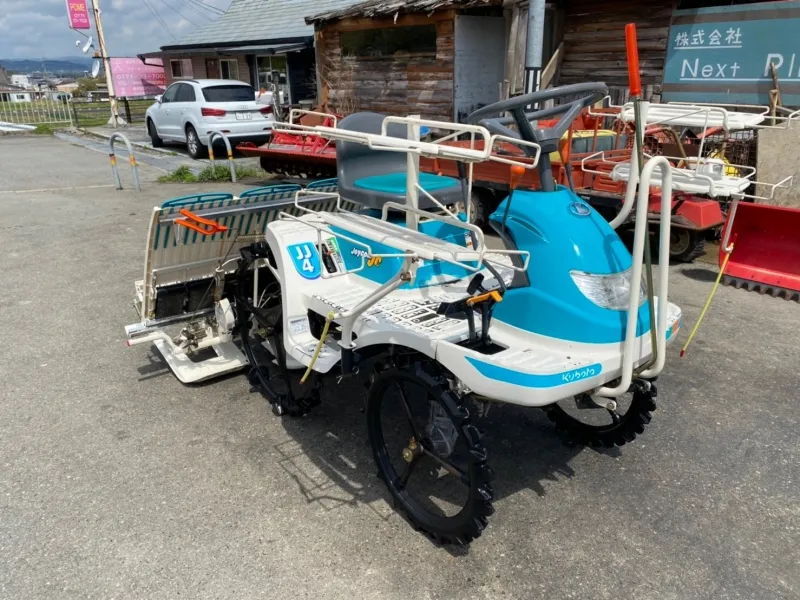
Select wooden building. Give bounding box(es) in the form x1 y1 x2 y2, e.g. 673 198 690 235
555 0 675 100
308 0 768 118
307 0 507 121
307 0 665 120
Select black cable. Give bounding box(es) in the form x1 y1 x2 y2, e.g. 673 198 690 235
172 0 218 22
142 0 176 39
184 0 225 16
155 0 204 27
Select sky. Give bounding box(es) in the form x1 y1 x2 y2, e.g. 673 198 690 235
0 0 232 59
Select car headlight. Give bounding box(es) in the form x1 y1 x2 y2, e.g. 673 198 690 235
570 268 646 311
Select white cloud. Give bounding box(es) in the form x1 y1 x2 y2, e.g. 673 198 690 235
0 0 232 59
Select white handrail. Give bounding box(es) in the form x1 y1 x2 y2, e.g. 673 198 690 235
741 174 794 201
381 115 488 142
277 210 416 279
380 201 486 251
610 100 650 228
668 101 800 129
487 135 542 169
595 156 673 398
338 257 418 349
379 201 531 273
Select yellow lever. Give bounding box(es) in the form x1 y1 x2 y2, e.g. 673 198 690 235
466 290 503 307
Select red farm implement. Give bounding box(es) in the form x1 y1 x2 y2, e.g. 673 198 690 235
237 109 338 178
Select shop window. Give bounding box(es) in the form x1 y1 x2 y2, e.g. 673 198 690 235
341 25 437 58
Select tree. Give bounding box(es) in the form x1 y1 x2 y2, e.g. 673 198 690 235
73 77 98 98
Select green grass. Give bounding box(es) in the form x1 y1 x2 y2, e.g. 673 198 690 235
197 164 260 182
157 164 261 184
157 166 197 183
32 124 55 135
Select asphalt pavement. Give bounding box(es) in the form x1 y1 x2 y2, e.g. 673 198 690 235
1 134 798 600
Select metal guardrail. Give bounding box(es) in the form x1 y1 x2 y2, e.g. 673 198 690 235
208 131 236 183
108 132 141 192
0 90 73 126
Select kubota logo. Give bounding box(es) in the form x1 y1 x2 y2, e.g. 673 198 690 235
561 365 598 383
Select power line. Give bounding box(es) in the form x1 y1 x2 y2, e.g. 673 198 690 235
171 0 216 22
143 0 176 39
183 0 225 16
155 0 205 27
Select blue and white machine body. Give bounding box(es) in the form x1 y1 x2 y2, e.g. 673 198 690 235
265 103 682 408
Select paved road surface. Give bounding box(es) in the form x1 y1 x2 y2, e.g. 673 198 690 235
1 135 797 600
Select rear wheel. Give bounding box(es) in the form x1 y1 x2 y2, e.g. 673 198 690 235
544 387 657 448
669 228 705 263
186 125 207 159
148 119 163 147
366 365 494 545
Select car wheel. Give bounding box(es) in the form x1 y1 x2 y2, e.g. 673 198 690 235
186 125 207 159
147 119 163 147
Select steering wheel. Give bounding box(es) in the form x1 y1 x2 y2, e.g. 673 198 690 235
466 83 608 151
465 83 608 191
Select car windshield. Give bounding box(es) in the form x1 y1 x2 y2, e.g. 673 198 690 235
201 85 254 103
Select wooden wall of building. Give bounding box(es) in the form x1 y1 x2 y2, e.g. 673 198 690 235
317 13 456 120
558 0 677 97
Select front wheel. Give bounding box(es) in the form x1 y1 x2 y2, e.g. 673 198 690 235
366 366 495 545
544 386 657 448
186 125 207 159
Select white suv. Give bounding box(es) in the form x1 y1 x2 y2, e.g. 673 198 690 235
146 79 274 159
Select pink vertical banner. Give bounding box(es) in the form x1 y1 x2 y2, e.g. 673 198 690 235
66 0 92 30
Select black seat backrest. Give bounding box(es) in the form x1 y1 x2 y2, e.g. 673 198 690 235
334 111 463 211
336 112 408 190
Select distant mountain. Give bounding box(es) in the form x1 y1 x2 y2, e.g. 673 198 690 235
0 57 95 74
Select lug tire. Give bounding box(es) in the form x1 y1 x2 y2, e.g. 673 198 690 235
468 191 488 228
544 387 657 448
366 365 495 545
669 229 705 263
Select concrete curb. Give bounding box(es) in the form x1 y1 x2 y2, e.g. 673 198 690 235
78 127 178 156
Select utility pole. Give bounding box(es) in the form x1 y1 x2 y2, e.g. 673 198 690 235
524 0 546 95
90 0 125 127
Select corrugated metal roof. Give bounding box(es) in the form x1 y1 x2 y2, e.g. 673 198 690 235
161 0 360 50
306 0 497 23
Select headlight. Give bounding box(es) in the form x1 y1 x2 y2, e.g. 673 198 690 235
570 268 646 311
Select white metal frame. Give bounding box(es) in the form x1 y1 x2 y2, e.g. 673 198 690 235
589 98 800 131
268 115 539 352
595 156 674 398
581 149 794 200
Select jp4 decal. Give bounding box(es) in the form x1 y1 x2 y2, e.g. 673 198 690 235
288 243 321 280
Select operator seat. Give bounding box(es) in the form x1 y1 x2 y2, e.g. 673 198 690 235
336 112 464 210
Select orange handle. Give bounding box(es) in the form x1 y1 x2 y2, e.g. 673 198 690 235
509 165 526 190
466 290 503 307
175 208 228 236
625 23 642 98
